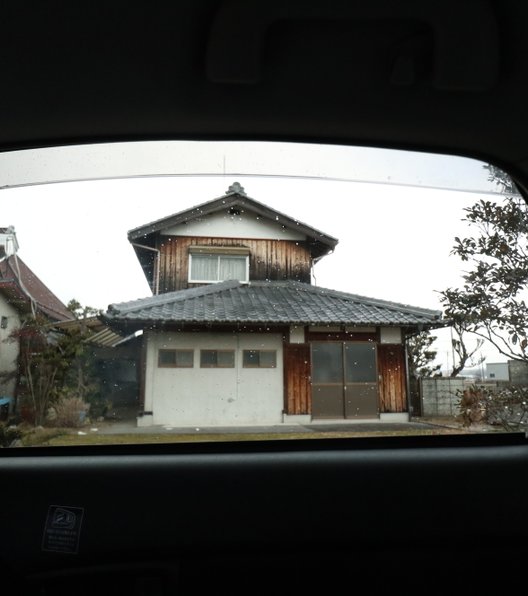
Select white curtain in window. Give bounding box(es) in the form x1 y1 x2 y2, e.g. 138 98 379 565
191 255 218 281
219 256 246 281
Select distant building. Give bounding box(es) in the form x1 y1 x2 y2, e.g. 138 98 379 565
486 362 510 381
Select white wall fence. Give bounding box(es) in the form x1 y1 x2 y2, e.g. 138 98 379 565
420 378 506 417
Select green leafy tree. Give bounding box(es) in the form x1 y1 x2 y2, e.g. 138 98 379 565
406 331 442 416
439 165 528 362
67 298 102 322
10 315 75 425
406 331 442 380
449 320 485 378
7 299 104 426
63 299 103 407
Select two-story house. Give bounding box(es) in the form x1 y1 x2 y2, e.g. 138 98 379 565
104 182 446 427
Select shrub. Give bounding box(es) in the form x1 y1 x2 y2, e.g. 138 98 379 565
87 395 111 419
457 386 486 427
484 385 528 431
52 396 90 428
0 423 23 447
457 384 528 431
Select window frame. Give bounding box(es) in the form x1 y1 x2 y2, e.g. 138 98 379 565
200 349 236 368
157 349 195 368
242 349 277 369
188 251 249 284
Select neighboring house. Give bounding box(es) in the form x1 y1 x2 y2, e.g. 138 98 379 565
105 182 446 427
0 226 73 409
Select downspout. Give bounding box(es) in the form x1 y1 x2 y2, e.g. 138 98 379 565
12 253 37 317
131 243 160 295
311 250 333 286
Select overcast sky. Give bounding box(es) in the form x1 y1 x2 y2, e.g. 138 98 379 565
0 141 513 371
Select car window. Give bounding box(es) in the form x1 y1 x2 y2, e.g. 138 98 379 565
0 140 524 448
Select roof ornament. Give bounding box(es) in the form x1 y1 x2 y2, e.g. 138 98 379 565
227 181 247 196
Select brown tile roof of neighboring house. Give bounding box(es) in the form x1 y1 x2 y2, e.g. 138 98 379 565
0 254 73 321
105 279 446 331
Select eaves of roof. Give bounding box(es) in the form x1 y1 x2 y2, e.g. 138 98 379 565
52 316 134 348
85 327 134 348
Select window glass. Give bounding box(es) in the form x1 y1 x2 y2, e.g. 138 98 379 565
312 343 343 383
259 351 277 368
243 350 259 367
243 350 277 368
218 256 246 282
190 255 218 282
216 351 236 368
200 350 235 368
190 254 247 282
158 349 194 368
200 350 217 367
345 344 377 383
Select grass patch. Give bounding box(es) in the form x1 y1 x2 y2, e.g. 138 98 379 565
4 417 486 448
21 427 71 446
39 426 471 446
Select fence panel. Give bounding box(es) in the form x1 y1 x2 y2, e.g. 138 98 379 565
420 378 502 417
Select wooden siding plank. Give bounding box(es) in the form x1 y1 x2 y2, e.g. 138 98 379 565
158 236 312 291
283 343 311 415
377 344 407 413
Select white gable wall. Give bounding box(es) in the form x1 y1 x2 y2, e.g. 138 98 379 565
144 331 284 426
163 211 306 240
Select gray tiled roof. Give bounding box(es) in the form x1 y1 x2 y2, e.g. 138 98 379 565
105 280 444 328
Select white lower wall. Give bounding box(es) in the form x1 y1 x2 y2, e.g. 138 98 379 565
144 331 284 426
0 296 20 398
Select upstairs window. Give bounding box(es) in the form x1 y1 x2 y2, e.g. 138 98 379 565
189 247 249 283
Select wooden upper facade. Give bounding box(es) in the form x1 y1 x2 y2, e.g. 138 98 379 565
128 182 338 293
